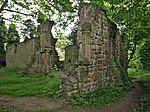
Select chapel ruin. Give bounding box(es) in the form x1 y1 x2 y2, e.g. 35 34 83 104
6 21 59 74
61 4 128 96
6 4 128 96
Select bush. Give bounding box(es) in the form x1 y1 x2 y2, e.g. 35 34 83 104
139 39 150 71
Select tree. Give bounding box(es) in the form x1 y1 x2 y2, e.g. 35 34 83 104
0 0 77 39
56 31 72 61
139 39 150 71
105 0 150 63
0 0 8 13
7 23 20 44
67 21 78 45
21 19 37 40
0 16 7 66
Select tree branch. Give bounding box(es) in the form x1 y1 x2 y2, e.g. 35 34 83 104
0 0 8 13
45 0 61 13
2 17 23 24
3 8 33 16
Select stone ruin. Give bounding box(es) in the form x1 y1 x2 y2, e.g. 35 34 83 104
6 4 128 97
6 21 59 74
61 4 128 96
64 45 78 69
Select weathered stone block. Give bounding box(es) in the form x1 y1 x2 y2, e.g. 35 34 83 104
68 76 78 84
67 90 78 96
84 32 91 45
81 22 91 31
78 58 91 65
79 83 83 89
66 85 73 91
85 45 92 59
61 78 72 86
73 84 78 89
78 73 88 82
98 59 102 64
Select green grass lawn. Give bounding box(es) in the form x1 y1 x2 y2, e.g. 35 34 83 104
0 67 62 97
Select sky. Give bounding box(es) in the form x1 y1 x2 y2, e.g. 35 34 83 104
2 1 77 42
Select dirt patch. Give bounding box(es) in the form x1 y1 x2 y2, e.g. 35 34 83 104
0 96 63 112
0 82 143 112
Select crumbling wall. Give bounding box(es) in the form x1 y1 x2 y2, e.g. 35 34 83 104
64 45 78 69
6 21 59 73
6 38 37 68
61 4 128 96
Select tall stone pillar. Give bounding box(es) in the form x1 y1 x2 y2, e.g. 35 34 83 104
38 20 59 73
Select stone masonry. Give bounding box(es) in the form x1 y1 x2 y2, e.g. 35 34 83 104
64 45 78 69
6 20 59 74
61 4 128 97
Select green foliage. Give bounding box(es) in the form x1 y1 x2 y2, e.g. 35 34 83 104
0 17 20 66
21 19 38 39
67 21 78 45
0 67 62 97
112 0 150 63
0 105 19 112
130 71 150 112
128 68 142 77
55 31 72 61
37 11 48 23
0 16 7 66
139 39 150 71
7 23 20 44
70 82 133 107
36 107 53 112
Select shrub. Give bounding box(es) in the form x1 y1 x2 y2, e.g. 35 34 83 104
139 39 150 71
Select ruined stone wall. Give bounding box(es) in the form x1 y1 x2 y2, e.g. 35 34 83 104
6 38 37 68
64 45 78 69
6 21 59 73
61 4 128 97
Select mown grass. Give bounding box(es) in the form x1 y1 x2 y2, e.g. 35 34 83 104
129 69 150 112
0 67 62 97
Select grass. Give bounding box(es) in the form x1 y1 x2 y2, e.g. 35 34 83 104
70 82 133 107
0 67 62 97
129 68 150 112
128 68 143 77
0 105 18 112
36 107 53 112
